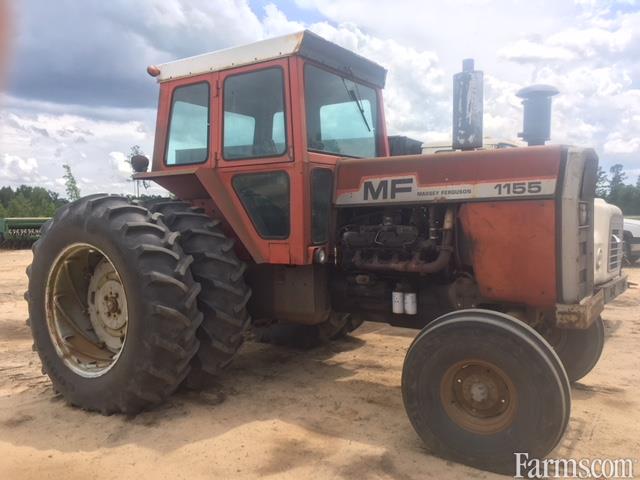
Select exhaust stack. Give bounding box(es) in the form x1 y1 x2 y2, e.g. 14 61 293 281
452 58 483 151
516 85 559 146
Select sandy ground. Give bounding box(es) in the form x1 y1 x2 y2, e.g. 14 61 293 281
0 249 638 480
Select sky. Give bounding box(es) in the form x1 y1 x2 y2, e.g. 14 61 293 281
1 0 639 197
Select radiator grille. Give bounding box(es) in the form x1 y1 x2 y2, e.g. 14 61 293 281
609 217 623 272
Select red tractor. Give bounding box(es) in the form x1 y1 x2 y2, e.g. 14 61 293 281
26 31 627 473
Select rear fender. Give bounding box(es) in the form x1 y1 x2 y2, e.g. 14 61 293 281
136 168 267 263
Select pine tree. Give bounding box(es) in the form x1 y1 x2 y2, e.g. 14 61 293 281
609 164 626 193
62 164 81 201
595 166 609 198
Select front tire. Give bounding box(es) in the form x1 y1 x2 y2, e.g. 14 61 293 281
26 195 202 413
624 241 638 265
546 316 605 382
402 309 570 474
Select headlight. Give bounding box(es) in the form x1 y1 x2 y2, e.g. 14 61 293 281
578 202 589 226
596 247 603 271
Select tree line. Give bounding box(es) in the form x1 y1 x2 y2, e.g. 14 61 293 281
1 156 164 218
596 164 640 215
0 162 80 218
0 185 67 218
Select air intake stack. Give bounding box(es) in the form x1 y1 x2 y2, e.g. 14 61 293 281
452 58 484 151
516 84 559 146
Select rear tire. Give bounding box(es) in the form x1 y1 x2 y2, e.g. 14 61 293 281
402 309 570 474
547 316 605 382
26 195 202 414
147 201 251 382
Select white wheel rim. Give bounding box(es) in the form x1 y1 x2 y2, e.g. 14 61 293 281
45 243 129 378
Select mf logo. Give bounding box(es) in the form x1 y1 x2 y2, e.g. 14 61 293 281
363 177 414 201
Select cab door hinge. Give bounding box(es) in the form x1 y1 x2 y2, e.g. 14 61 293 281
213 80 220 98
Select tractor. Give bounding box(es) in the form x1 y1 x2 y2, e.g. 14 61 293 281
26 31 628 473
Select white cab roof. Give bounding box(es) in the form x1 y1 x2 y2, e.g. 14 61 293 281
151 30 387 87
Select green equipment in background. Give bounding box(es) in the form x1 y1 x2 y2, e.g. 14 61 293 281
0 217 50 249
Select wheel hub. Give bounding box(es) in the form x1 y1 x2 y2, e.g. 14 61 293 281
88 261 128 351
441 360 517 435
469 380 489 403
453 365 509 418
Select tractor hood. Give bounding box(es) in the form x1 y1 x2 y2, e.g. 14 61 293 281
334 145 570 206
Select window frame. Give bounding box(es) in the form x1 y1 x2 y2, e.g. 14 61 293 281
231 170 291 240
221 66 289 162
163 81 211 167
303 62 380 159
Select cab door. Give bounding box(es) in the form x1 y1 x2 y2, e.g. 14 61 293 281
216 58 293 167
212 58 302 264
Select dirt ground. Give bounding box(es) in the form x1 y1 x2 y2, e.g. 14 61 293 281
0 249 638 480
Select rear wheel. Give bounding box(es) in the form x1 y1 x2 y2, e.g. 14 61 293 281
26 195 201 413
402 309 570 474
147 201 251 383
545 316 605 382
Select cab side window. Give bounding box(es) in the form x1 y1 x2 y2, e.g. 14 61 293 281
166 82 210 165
233 171 290 238
223 68 287 160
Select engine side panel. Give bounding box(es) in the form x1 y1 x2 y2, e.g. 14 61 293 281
459 200 557 307
335 145 563 206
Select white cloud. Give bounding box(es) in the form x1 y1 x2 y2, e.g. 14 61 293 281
500 40 577 63
604 132 640 154
261 3 305 36
109 151 133 178
0 103 154 195
0 153 45 184
500 12 640 66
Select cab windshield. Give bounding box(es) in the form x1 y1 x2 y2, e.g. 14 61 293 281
304 64 378 158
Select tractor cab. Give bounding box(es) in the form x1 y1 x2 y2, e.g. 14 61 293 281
138 30 388 265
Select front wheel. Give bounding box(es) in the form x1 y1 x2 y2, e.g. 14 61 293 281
546 316 605 382
402 309 570 474
624 241 638 265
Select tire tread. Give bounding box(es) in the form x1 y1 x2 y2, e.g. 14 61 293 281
25 195 201 414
